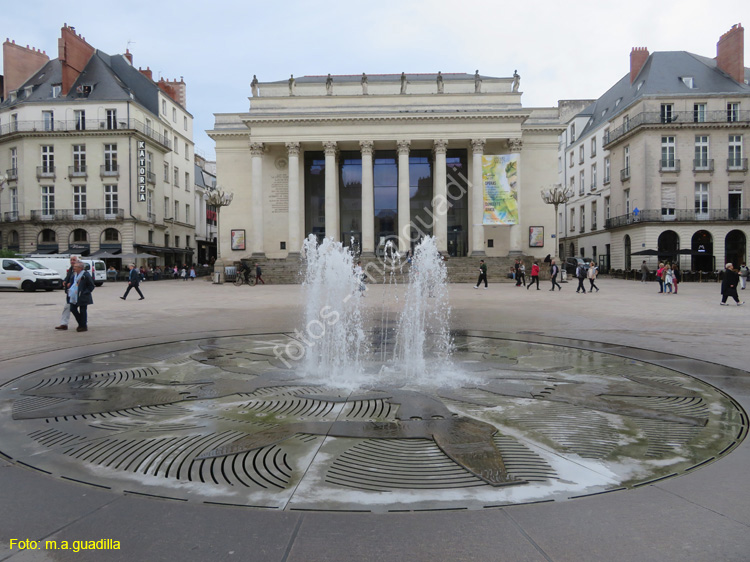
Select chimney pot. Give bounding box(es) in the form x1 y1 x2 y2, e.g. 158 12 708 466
630 47 650 84
716 23 744 83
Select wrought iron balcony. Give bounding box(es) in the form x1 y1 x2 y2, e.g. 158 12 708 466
148 213 156 223
3 211 19 222
604 110 750 146
605 208 750 228
0 119 172 151
727 158 748 172
29 208 124 221
692 159 714 172
6 168 18 181
659 159 680 173
100 165 120 178
147 171 156 185
36 166 56 180
68 165 88 178
620 167 630 181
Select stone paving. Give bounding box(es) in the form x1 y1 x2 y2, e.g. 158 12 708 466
0 276 748 561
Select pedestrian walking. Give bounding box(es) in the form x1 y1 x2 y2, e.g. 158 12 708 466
549 259 562 291
663 264 673 294
740 263 749 290
672 264 680 294
68 261 95 332
575 263 587 293
514 259 522 287
474 259 488 289
190 266 196 280
720 263 744 306
255 263 265 285
656 263 665 293
54 255 80 331
517 262 526 287
120 264 145 300
527 262 540 290
587 263 600 292
640 261 649 282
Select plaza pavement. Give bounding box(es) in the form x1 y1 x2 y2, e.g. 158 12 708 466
0 276 748 561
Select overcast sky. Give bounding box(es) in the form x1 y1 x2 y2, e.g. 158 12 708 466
2 0 746 160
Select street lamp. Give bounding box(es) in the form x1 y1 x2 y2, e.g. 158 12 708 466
541 184 574 258
203 188 234 283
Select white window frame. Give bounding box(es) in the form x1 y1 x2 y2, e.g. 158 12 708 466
104 185 118 216
661 136 676 169
694 136 709 169
41 185 55 217
104 144 118 172
695 182 709 216
42 110 54 131
693 103 706 123
73 185 87 217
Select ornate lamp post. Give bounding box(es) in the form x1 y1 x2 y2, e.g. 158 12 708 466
203 188 234 283
541 184 574 258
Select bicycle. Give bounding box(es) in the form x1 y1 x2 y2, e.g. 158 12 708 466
234 270 256 286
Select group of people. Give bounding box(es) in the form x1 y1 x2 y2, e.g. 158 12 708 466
478 257 598 293
238 262 265 285
54 255 95 332
653 262 680 294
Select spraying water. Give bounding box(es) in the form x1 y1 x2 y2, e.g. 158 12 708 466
300 235 367 382
394 236 452 381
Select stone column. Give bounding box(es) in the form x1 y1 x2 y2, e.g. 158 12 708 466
397 140 411 252
323 141 339 242
433 139 448 253
470 138 486 255
286 142 301 254
360 141 375 255
507 138 523 253
249 142 265 256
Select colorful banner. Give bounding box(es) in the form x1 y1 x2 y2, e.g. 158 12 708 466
482 154 519 225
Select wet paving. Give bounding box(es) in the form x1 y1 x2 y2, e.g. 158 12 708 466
0 332 745 513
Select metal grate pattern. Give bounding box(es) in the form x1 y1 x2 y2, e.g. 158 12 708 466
0 333 745 512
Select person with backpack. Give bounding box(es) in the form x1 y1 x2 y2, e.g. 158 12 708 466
549 259 562 291
575 263 587 293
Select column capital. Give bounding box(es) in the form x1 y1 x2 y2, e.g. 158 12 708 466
249 142 265 157
359 140 374 155
323 141 338 156
397 140 411 155
433 139 449 154
470 138 486 154
285 142 301 157
507 138 523 152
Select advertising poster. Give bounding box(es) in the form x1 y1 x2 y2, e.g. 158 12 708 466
231 229 246 251
482 154 519 225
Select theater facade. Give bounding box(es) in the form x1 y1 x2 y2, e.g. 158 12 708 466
209 73 567 260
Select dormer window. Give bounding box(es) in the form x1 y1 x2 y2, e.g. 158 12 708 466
681 76 695 88
24 85 33 97
636 80 644 91
75 84 93 97
51 84 61 98
614 98 621 108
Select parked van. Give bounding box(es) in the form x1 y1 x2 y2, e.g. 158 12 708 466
0 258 64 291
26 256 107 287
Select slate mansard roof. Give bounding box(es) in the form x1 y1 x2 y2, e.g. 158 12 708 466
572 51 750 145
0 49 187 117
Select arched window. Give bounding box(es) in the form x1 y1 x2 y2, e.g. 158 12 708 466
725 230 747 268
691 230 713 272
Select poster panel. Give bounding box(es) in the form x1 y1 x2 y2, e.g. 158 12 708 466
482 154 519 225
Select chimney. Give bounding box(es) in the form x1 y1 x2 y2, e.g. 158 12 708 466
139 66 153 81
159 77 187 107
58 24 95 95
716 24 744 84
630 47 649 84
2 39 50 99
124 48 133 65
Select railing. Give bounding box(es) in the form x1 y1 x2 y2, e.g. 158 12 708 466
659 159 680 172
147 171 156 184
148 213 156 223
620 167 630 181
68 165 88 178
591 223 597 231
0 119 172 150
727 158 748 172
29 208 125 221
36 165 55 180
6 168 18 180
605 110 750 146
100 165 120 178
693 159 714 172
3 211 19 222
605 208 750 228
603 173 610 185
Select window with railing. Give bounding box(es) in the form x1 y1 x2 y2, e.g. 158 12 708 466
590 138 596 157
41 145 54 173
41 186 55 217
74 110 86 130
727 102 740 123
661 136 676 170
694 103 706 123
728 135 743 168
72 144 86 174
591 163 597 189
578 145 584 164
579 170 585 195
105 185 118 215
164 163 170 182
604 157 610 184
695 182 709 216
73 185 87 217
660 104 674 124
10 147 17 172
694 136 710 170
42 111 54 131
104 144 118 173
106 109 117 130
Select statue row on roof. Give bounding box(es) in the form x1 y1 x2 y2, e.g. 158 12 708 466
249 70 520 97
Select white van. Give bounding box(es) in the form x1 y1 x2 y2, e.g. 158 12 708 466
0 258 64 292
27 256 107 287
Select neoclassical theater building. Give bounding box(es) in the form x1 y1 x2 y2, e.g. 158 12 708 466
209 73 569 262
